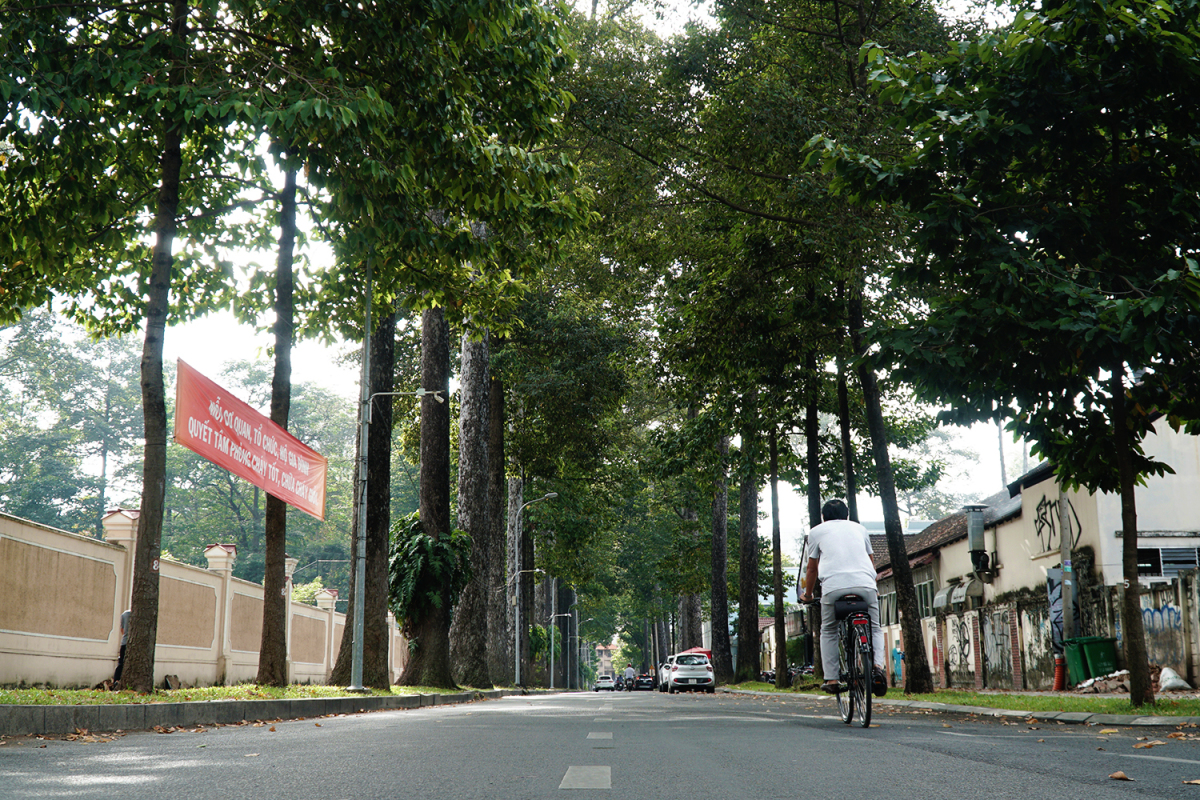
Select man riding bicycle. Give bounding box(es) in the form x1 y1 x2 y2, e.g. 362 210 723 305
800 498 888 698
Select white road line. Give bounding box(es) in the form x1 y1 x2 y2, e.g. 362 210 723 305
1117 753 1200 765
559 766 612 789
587 732 613 739
593 717 613 722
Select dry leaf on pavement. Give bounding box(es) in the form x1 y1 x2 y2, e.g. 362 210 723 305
1183 780 1200 785
1110 772 1133 781
1099 728 1119 734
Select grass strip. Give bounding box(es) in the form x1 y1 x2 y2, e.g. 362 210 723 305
727 681 1200 716
0 684 505 706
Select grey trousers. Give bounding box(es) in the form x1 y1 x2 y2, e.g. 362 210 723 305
820 586 885 678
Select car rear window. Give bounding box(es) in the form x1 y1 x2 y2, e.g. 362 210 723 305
676 655 707 665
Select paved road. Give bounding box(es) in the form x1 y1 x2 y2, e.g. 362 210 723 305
3 690 1199 799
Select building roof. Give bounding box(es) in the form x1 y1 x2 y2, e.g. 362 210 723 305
870 473 1038 573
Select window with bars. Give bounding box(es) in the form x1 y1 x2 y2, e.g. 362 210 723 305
881 592 898 626
1137 547 1199 578
916 581 935 619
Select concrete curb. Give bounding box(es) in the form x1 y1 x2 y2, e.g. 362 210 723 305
0 688 526 737
718 688 1200 728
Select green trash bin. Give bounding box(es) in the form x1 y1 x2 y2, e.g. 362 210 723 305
1062 638 1092 685
1080 637 1118 678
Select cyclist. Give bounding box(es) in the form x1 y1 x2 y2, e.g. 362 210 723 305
800 498 888 698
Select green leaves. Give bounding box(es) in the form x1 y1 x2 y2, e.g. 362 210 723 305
815 0 1200 493
387 512 472 636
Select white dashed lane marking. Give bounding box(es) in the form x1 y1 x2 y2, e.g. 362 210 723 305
560 766 612 789
587 732 613 739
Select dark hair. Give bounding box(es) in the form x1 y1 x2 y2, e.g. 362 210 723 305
821 499 850 521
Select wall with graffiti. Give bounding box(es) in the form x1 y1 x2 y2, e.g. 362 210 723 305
1141 583 1187 676
1018 602 1057 689
944 611 976 686
980 607 1015 687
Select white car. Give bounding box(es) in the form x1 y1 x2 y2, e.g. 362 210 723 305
594 674 616 691
657 656 676 692
665 653 715 693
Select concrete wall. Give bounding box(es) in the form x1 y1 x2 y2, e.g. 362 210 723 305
1095 425 1200 587
0 509 407 688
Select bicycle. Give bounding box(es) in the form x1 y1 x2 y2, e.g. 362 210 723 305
832 593 874 728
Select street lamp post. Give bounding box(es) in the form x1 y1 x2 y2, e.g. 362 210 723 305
514 492 556 686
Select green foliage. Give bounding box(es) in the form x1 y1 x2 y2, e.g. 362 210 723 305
387 512 472 636
291 576 324 606
810 0 1200 493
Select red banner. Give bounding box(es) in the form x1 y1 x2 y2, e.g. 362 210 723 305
173 359 327 520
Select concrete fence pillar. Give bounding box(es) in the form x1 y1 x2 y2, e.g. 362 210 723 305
204 544 237 685
315 589 337 680
284 555 299 684
102 509 139 618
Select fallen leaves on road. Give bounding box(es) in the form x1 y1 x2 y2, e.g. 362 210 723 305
943 724 952 728
1037 739 1045 743
268 726 276 732
1170 732 1187 739
1110 772 1134 781
1134 741 1168 749
1099 728 1120 734
1184 780 1200 785
245 753 259 758
314 723 322 727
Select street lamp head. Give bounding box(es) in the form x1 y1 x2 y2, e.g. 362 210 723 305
544 492 558 499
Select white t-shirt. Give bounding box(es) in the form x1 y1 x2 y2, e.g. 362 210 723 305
624 666 636 679
807 519 877 594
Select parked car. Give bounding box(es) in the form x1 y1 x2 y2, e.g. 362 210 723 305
594 674 616 691
657 656 676 692
634 672 655 691
666 653 715 693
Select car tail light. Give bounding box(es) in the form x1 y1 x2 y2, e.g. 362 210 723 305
706 664 713 672
671 665 678 671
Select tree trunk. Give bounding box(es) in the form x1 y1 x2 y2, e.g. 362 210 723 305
806 363 822 526
398 307 453 687
257 165 297 687
450 329 492 688
836 356 859 522
849 281 933 693
485 350 511 685
736 399 761 683
770 428 790 689
1112 370 1155 707
125 0 188 694
332 307 396 688
710 434 735 683
808 367 825 683
507 477 527 684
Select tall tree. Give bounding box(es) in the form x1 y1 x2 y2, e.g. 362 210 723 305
399 308 453 686
256 164 298 687
450 329 492 687
812 0 1200 705
710 434 735 683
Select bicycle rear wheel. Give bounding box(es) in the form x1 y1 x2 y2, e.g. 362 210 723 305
853 641 872 728
837 625 852 724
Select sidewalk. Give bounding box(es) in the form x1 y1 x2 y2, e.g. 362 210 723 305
0 689 527 738
721 688 1200 727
